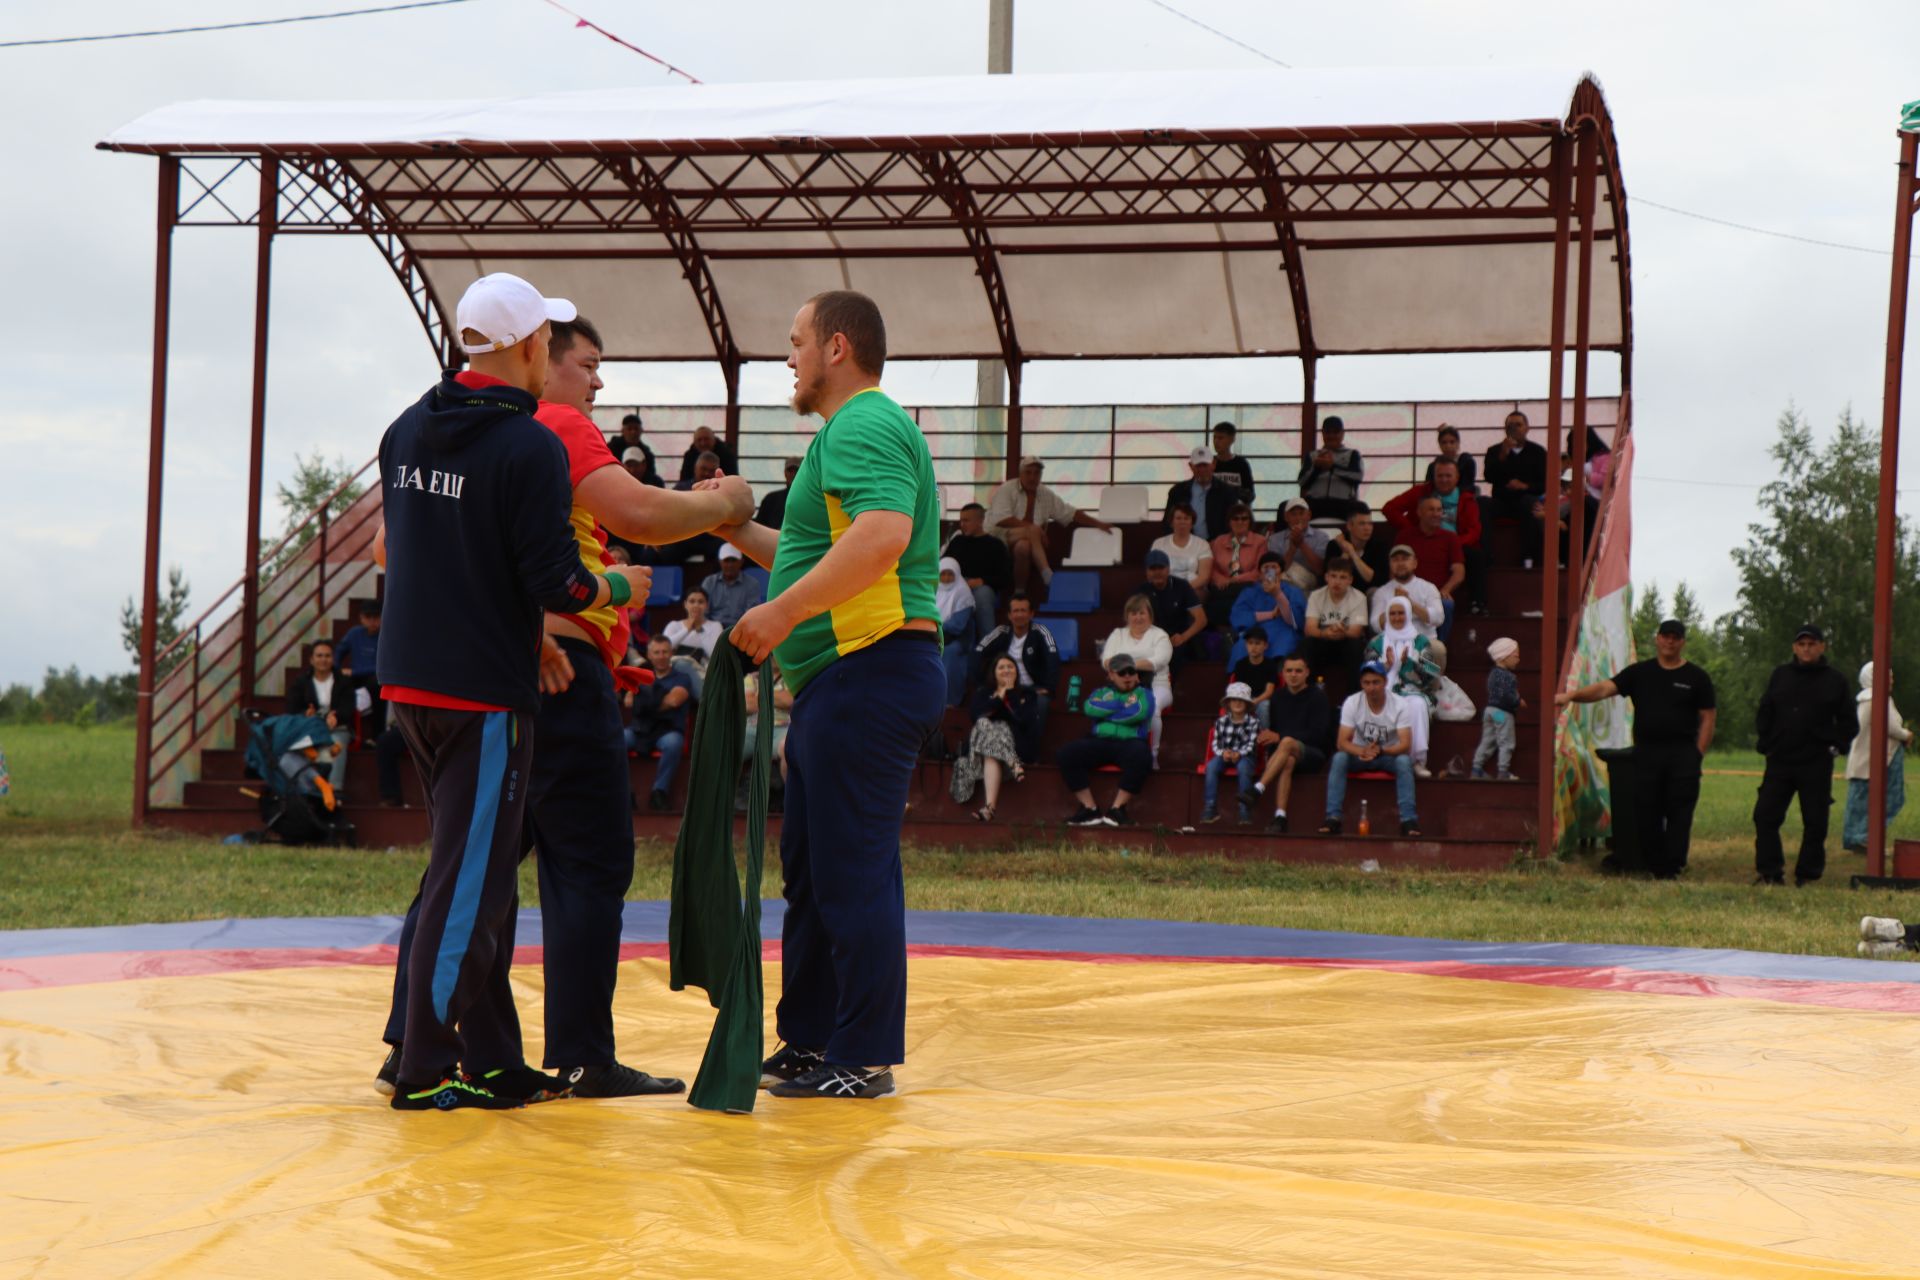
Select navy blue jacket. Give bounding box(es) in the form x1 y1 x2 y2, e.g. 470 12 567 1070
376 375 600 711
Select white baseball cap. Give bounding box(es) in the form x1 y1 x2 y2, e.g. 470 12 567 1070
1188 447 1214 466
718 543 743 561
456 273 577 354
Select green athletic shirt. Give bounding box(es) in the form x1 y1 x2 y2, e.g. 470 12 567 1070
769 387 940 694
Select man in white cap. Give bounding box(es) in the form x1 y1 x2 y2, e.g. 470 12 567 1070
370 273 657 1111
701 542 765 629
983 455 1115 592
1161 446 1232 540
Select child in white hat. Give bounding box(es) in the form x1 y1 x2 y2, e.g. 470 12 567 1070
1472 637 1525 780
1202 682 1262 824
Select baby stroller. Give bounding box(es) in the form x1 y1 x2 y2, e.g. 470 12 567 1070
241 711 357 847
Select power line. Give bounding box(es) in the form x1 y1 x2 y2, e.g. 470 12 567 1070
1634 197 1904 259
0 0 476 48
1142 0 1289 68
537 0 701 82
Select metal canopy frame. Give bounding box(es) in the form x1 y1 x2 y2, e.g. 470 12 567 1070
109 74 1633 849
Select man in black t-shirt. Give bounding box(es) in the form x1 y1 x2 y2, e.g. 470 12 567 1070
1141 550 1206 667
1211 422 1256 506
943 501 1015 623
1232 627 1281 730
1557 618 1717 878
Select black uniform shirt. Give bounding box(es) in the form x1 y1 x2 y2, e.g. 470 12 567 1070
1611 659 1716 745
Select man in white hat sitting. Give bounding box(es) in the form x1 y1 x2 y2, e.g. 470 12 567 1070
1161 446 1233 541
701 542 765 629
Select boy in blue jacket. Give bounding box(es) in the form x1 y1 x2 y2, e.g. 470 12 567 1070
1057 654 1155 827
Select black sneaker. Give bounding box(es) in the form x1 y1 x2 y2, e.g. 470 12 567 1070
1236 796 1253 826
1318 818 1343 835
375 1044 401 1097
1105 805 1133 827
1065 806 1105 827
760 1041 826 1088
390 1076 523 1111
648 789 668 812
1200 806 1221 824
560 1061 685 1097
766 1063 897 1099
1265 812 1288 835
469 1063 571 1103
1400 819 1422 837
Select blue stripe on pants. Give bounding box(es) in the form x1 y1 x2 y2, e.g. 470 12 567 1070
432 709 507 1022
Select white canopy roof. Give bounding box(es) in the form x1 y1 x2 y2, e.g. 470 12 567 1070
103 67 1631 368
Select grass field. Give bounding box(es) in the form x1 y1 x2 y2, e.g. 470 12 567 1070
2 723 1917 958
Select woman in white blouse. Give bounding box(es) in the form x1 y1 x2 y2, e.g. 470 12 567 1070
1149 503 1213 600
1101 593 1175 764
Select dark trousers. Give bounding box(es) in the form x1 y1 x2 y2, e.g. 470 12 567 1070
389 703 535 1086
1302 635 1366 682
777 632 944 1068
376 725 411 804
1754 756 1836 884
1057 735 1153 793
1462 544 1489 608
385 640 637 1071
1633 741 1702 878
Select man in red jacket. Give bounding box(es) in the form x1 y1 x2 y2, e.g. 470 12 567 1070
1382 458 1486 620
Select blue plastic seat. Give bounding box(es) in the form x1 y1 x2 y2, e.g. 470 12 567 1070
1043 570 1100 614
745 566 770 593
1037 616 1079 663
647 565 683 606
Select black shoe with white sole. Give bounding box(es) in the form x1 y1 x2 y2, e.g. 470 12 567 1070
766 1063 897 1099
1065 806 1105 827
558 1061 685 1097
375 1044 401 1097
760 1041 827 1088
1105 805 1134 827
469 1063 572 1103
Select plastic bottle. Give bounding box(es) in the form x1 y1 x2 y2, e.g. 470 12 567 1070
1357 799 1371 837
1066 674 1083 713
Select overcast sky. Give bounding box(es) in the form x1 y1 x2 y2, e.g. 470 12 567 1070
3 0 1918 686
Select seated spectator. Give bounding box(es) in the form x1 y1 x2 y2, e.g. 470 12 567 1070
754 456 802 529
1103 593 1175 763
742 660 793 787
1210 421 1256 506
1228 554 1306 668
666 450 726 562
1320 662 1422 837
984 455 1115 591
1141 550 1206 666
607 413 659 482
620 445 665 489
1201 682 1262 825
701 544 765 630
974 592 1060 727
1425 423 1479 492
663 587 723 696
937 557 978 707
1233 627 1280 730
1304 559 1369 679
1298 415 1364 518
1384 459 1486 616
624 636 695 810
1267 496 1329 592
943 500 1014 624
1150 503 1213 601
1362 599 1440 778
1327 506 1389 590
337 602 383 743
948 654 1040 822
1250 653 1336 832
1392 495 1467 640
1370 544 1444 641
1484 408 1547 528
1552 426 1612 562
677 424 737 484
1205 503 1263 629
1162 447 1233 540
1059 654 1155 828
286 638 355 795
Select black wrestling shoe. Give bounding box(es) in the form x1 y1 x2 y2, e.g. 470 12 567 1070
390 1076 523 1111
1105 805 1134 827
1065 805 1105 827
760 1041 826 1088
560 1061 685 1097
766 1064 897 1099
375 1044 401 1097
469 1063 571 1103
1265 811 1288 835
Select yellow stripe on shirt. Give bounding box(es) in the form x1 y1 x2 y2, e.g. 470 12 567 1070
823 492 906 656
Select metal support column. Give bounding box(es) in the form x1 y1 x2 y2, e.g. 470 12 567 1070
132 157 179 827
240 158 277 701
1006 358 1024 475
1302 355 1319 462
1868 129 1919 879
1535 136 1573 858
1567 126 1598 616
722 353 742 453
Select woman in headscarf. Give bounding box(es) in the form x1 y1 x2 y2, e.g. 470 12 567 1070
949 653 1039 821
1362 597 1440 777
936 556 977 707
1101 592 1175 764
1843 661 1912 853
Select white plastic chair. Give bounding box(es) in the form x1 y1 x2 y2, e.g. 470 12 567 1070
1062 526 1124 567
1094 485 1150 525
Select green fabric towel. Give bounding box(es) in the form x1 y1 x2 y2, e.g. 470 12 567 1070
668 637 773 1114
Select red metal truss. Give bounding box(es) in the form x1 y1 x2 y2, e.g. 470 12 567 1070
909 149 1020 370
1241 143 1317 369
611 155 740 377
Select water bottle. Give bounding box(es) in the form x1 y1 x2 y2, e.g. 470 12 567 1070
1357 799 1371 837
1066 674 1083 713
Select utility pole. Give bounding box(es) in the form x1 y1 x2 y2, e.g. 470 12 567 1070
976 0 1012 442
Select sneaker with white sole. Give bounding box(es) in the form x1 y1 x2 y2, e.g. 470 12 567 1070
759 1041 826 1088
1861 916 1907 943
766 1063 897 1099
375 1044 401 1097
1411 763 1433 780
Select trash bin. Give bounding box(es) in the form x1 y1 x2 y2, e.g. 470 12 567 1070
1595 746 1640 869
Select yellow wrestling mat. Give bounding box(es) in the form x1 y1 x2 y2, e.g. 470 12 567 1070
4 954 1920 1279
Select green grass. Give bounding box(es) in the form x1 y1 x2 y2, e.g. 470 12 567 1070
2 725 1916 959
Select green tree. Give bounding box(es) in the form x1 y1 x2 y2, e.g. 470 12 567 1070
118 565 194 680
1631 581 1665 659
260 452 365 581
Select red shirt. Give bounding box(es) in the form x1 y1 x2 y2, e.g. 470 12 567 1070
1400 526 1464 590
533 400 629 670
